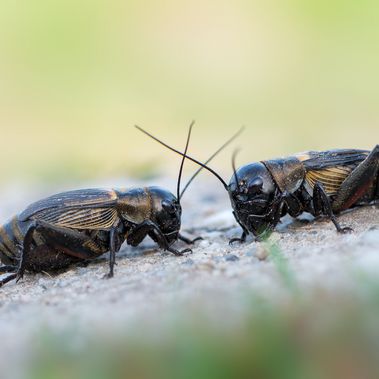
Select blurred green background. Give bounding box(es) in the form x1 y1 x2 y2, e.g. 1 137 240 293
0 0 378 182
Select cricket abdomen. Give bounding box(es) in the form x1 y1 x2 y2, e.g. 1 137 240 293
0 215 105 272
0 216 28 265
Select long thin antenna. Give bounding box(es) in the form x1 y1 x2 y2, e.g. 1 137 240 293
180 126 244 198
232 148 240 190
177 121 194 201
135 125 229 190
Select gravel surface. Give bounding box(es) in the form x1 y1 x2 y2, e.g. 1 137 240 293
0 178 378 373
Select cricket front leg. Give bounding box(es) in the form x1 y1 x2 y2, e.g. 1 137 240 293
128 221 191 256
127 220 161 247
229 212 249 245
229 231 248 245
332 145 379 212
178 234 202 245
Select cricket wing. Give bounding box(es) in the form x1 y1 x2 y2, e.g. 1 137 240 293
297 149 369 170
19 189 119 230
296 149 369 196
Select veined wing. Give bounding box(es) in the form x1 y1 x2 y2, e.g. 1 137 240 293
305 166 354 195
19 188 119 230
296 149 369 169
296 149 369 196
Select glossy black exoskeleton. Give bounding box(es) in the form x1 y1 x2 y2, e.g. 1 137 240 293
227 147 379 243
1 123 239 287
138 129 378 244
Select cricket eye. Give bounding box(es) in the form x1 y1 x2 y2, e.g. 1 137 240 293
247 177 263 195
162 200 176 215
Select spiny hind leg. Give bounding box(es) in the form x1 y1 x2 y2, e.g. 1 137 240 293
32 221 119 277
0 273 18 287
0 265 17 274
313 182 352 233
0 265 18 287
0 223 35 287
333 145 379 212
11 221 108 285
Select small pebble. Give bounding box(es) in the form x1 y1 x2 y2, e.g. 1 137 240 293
255 245 270 261
55 279 69 288
37 278 49 290
197 261 215 272
225 254 239 262
199 239 211 248
212 256 223 263
182 258 195 266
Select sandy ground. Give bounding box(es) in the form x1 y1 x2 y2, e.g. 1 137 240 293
0 178 378 375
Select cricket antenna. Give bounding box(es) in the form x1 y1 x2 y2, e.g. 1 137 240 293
177 121 194 202
232 148 240 190
135 125 229 190
180 126 244 198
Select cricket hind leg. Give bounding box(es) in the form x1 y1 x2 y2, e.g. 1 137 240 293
36 222 124 279
332 145 379 212
2 221 110 287
33 221 126 279
0 265 17 273
0 223 35 287
25 244 81 272
0 247 81 288
0 264 18 287
0 273 18 287
313 182 353 234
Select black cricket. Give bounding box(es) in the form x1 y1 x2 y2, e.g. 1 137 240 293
136 128 378 244
0 124 240 287
227 147 379 243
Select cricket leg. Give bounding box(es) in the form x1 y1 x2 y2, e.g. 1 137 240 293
333 145 379 212
1 222 36 286
128 220 191 256
178 234 202 244
229 211 249 245
313 182 352 233
0 265 17 274
17 221 108 282
0 273 18 287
